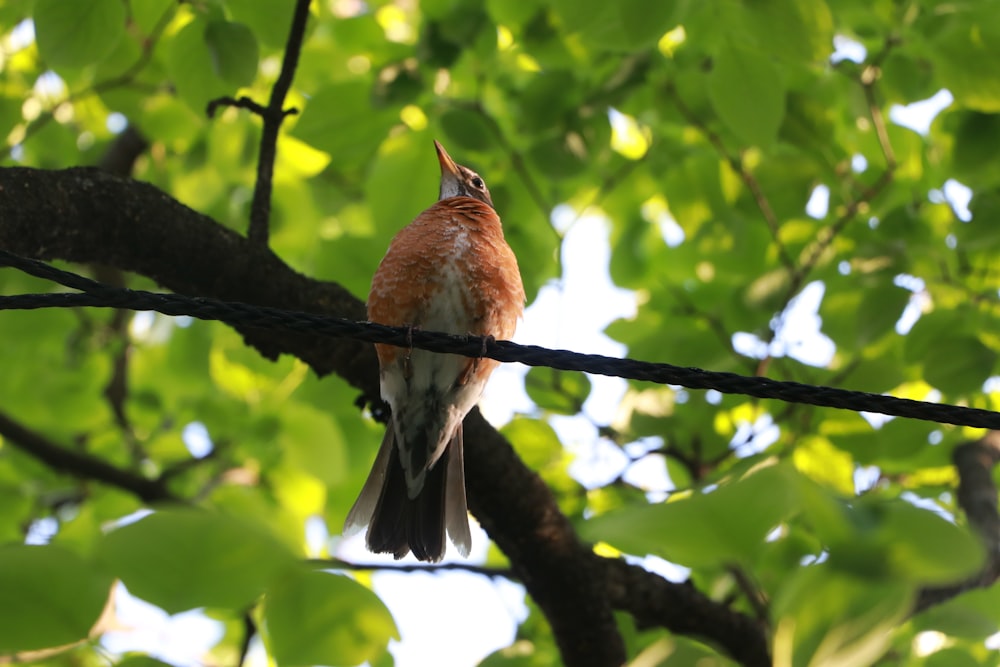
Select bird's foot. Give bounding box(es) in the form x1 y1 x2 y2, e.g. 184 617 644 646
403 325 418 380
471 334 495 374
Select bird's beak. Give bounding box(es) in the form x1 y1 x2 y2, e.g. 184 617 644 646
435 140 461 180
434 140 464 201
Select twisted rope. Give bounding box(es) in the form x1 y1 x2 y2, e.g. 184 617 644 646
1 249 998 429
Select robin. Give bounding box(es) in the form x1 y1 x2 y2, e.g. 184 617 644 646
344 140 525 562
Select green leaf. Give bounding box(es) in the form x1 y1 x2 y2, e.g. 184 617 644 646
948 112 1000 188
879 502 984 584
618 0 680 48
903 309 959 364
527 135 587 180
137 94 204 152
130 0 175 35
292 81 398 169
485 0 541 28
737 0 833 63
33 0 125 69
501 417 564 470
524 368 592 415
707 45 786 148
582 463 801 566
440 108 495 152
818 496 984 584
278 402 348 486
264 569 398 667
0 544 112 654
364 131 441 238
225 0 296 48
922 334 996 396
204 21 259 87
881 51 936 104
915 586 1000 639
924 648 983 667
117 658 177 667
855 283 910 345
165 18 234 114
548 0 631 51
772 565 912 667
96 508 296 613
932 8 1000 112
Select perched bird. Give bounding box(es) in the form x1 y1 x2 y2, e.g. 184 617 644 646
344 140 525 562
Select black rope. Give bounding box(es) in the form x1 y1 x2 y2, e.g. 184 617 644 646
1 249 999 430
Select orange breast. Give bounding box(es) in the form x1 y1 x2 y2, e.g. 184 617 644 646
368 197 525 367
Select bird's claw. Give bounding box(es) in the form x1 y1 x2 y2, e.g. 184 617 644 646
471 334 495 375
403 325 417 379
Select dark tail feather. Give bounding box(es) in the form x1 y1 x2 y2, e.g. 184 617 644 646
407 443 449 561
343 425 471 562
344 427 410 558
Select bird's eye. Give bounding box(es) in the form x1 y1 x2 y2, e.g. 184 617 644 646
471 176 485 189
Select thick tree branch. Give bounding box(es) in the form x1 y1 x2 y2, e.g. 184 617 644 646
463 412 626 664
604 558 771 667
0 166 372 394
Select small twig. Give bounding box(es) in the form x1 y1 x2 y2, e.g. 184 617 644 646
786 167 894 302
244 0 312 247
206 95 270 118
238 611 256 667
727 565 770 623
668 285 756 373
785 38 900 303
666 83 795 271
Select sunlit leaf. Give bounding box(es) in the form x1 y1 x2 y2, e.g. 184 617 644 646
264 569 398 667
165 18 234 114
582 464 802 567
96 509 296 613
772 565 912 667
0 545 111 654
524 368 592 415
932 7 1000 112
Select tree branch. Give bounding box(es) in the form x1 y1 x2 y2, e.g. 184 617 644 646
245 0 311 247
0 166 372 392
604 557 771 666
914 431 1000 612
666 83 795 272
0 409 175 503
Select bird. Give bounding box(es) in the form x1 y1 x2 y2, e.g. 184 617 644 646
343 140 525 562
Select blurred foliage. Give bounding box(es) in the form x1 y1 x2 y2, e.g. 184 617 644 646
2 0 1000 665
